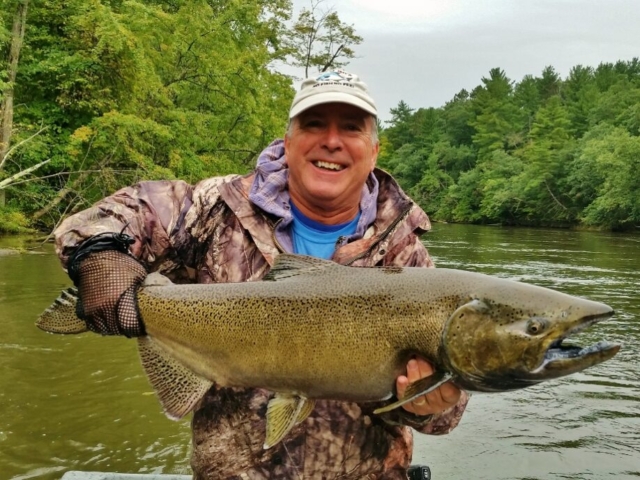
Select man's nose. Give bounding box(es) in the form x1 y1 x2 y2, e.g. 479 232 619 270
321 122 343 151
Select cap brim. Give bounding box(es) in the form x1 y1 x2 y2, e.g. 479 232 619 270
289 92 377 118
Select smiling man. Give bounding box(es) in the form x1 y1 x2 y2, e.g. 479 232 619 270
54 70 468 479
287 102 377 224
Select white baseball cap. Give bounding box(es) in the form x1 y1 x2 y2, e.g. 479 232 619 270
289 70 377 118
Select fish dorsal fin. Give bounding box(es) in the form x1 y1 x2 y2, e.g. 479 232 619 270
372 371 453 415
264 393 315 449
137 336 212 420
36 287 88 334
264 254 344 281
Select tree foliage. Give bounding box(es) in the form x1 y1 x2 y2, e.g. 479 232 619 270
379 59 640 231
0 0 304 230
286 0 362 77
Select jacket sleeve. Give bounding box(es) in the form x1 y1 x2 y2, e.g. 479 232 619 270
54 180 195 273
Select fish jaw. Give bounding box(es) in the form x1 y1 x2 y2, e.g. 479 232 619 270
441 285 620 392
531 314 620 378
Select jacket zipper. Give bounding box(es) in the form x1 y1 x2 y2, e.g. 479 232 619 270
271 218 286 253
343 203 414 266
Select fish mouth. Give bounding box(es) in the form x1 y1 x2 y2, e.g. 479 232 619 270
535 310 620 375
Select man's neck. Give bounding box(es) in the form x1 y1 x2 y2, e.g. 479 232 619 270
289 196 359 225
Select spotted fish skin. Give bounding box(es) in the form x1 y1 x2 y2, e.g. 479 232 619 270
134 255 618 403
37 254 620 447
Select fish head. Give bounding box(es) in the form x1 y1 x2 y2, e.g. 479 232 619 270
441 279 620 392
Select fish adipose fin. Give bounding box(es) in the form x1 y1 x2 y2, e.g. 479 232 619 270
137 336 212 420
36 287 88 334
264 254 345 281
373 371 453 414
264 393 315 449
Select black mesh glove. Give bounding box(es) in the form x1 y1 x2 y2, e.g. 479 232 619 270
67 232 148 337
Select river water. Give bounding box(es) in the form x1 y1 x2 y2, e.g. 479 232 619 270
0 224 638 479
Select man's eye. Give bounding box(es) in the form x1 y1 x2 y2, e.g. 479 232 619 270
303 120 323 128
344 123 362 132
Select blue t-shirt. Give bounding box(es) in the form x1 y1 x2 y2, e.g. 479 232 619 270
290 202 360 259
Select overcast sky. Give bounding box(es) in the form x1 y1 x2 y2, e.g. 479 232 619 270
290 0 640 121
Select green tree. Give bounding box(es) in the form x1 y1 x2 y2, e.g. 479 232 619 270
286 0 362 77
516 96 575 224
409 141 473 217
589 77 640 134
570 125 640 229
441 89 475 147
470 68 524 159
477 150 524 223
384 100 415 150
562 65 598 137
2 0 296 230
441 168 483 223
0 0 29 210
536 66 561 102
514 75 541 134
379 61 640 230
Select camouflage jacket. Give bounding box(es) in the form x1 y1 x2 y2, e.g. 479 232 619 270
54 141 468 480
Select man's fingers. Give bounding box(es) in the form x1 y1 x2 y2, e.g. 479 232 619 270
405 358 435 407
396 375 408 399
439 381 462 404
406 358 434 384
397 358 462 415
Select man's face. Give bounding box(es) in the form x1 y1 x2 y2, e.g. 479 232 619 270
284 103 379 221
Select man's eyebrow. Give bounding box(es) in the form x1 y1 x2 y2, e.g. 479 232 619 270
341 115 367 123
298 113 322 121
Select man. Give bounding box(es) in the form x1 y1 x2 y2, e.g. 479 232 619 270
54 70 468 479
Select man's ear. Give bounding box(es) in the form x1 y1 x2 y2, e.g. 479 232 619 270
371 141 379 172
284 135 290 166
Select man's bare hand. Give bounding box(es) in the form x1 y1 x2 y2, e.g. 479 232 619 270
396 357 461 416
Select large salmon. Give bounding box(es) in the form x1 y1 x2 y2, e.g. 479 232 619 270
37 254 620 448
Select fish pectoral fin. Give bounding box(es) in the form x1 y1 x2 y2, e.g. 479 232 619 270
137 337 212 420
296 397 316 425
372 371 453 415
264 394 315 449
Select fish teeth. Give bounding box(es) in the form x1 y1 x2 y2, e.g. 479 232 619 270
579 341 615 355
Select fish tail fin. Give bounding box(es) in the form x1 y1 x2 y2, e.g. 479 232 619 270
36 287 88 334
137 336 213 420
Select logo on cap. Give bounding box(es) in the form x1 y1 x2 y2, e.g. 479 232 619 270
316 70 355 83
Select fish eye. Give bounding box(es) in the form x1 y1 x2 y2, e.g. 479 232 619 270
526 318 547 335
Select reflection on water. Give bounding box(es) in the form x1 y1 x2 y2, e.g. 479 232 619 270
1 225 638 479
414 224 640 480
0 238 191 480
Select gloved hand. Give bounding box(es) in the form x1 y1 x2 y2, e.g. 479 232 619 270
67 232 148 337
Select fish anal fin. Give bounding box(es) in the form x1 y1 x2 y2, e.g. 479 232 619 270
264 254 343 281
373 371 453 415
264 394 314 449
137 336 212 420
